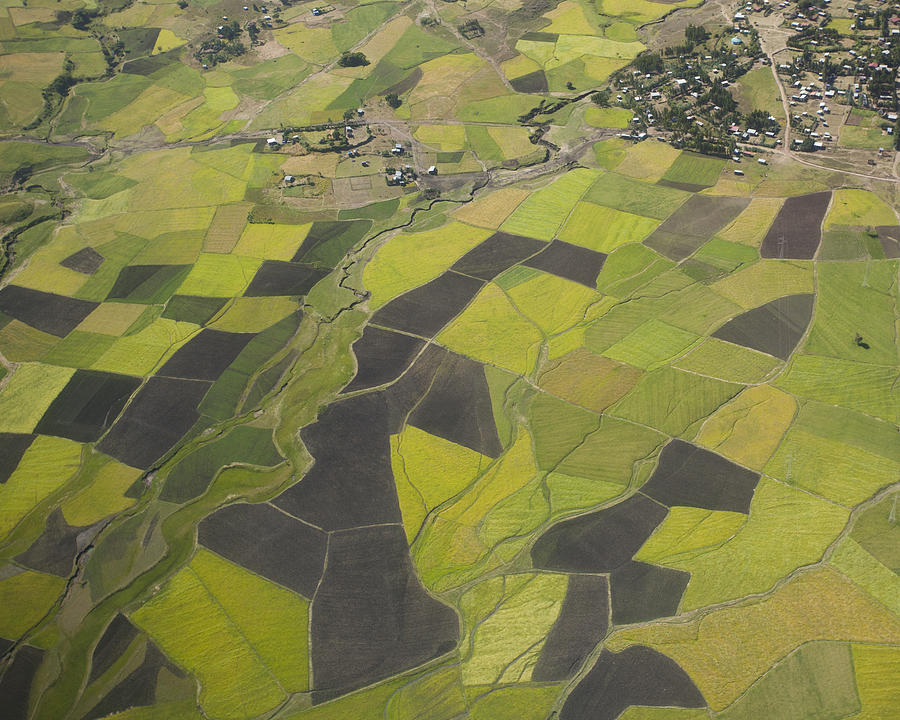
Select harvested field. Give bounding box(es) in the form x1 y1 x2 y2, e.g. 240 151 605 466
450 231 545 280
532 575 609 682
310 524 459 701
644 195 750 261
532 494 668 573
760 192 831 259
560 646 705 720
712 293 814 360
244 261 329 297
97 376 212 469
158 329 255 382
60 247 105 275
34 369 142 442
0 286 98 337
370 271 485 338
641 439 760 513
610 561 691 624
198 502 326 598
341 326 426 394
522 239 607 287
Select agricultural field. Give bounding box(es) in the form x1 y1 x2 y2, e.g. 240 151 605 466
0 0 898 718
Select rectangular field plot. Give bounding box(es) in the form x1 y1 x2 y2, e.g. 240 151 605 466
673 338 781 384
584 173 689 220
500 168 598 240
558 201 659 252
659 151 726 191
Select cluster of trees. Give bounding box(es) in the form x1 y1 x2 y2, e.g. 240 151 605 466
703 81 738 113
633 52 664 74
338 52 369 67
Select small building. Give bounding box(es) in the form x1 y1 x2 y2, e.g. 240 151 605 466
284 175 294 183
757 157 767 165
427 165 437 175
731 36 743 45
267 137 281 147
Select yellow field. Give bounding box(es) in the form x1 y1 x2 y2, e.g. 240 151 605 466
717 197 783 246
233 223 310 261
711 260 813 309
607 566 900 710
452 188 530 229
0 363 75 433
362 222 491 308
78 303 147 336
695 385 796 469
438 283 544 375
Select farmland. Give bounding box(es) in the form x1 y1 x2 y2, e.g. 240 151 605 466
0 0 898 718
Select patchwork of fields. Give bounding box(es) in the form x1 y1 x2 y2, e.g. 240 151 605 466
0 0 898 718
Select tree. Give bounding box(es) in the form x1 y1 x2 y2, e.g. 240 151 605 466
685 24 709 46
746 109 773 129
633 52 664 74
385 93 402 109
338 51 369 67
71 8 97 30
220 20 241 41
591 89 611 106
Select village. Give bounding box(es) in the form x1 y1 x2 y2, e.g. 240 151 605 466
594 0 900 165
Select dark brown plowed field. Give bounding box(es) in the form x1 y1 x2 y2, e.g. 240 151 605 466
560 646 706 720
271 393 401 531
310 525 459 702
341 326 426 394
198 502 327 598
89 615 140 683
408 351 503 457
531 494 668 573
644 194 750 261
0 285 98 337
0 433 35 483
510 70 549 94
244 261 329 297
35 369 142 442
641 439 761 513
760 191 831 259
522 239 607 287
15 508 88 577
712 293 815 361
97 376 212 469
532 575 609 682
370 271 485 338
60 246 104 274
0 645 44 720
609 561 690 624
451 231 546 280
157 329 255 382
